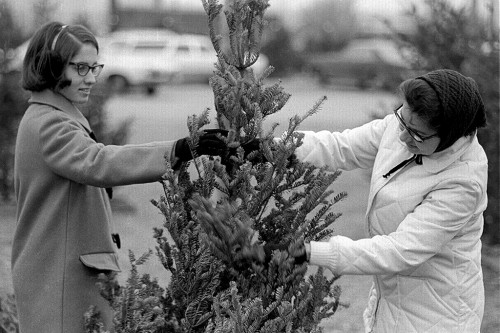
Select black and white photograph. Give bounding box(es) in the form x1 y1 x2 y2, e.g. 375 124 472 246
0 0 498 332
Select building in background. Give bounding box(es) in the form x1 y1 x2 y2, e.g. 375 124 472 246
6 0 299 37
5 0 498 51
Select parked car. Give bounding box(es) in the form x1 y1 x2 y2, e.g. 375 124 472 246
305 39 413 90
97 29 180 94
101 30 269 87
159 33 270 83
161 33 221 83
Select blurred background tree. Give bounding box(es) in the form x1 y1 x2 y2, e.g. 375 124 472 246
260 18 304 76
388 0 500 244
0 1 27 202
298 0 358 52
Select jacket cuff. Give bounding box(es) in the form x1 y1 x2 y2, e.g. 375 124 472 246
309 240 338 273
170 140 182 169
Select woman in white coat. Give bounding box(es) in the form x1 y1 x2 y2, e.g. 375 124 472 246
294 69 488 332
13 22 226 332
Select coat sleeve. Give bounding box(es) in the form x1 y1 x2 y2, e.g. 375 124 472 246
294 114 391 171
38 109 175 187
309 176 482 275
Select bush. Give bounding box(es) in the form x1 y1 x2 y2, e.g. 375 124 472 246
0 72 28 202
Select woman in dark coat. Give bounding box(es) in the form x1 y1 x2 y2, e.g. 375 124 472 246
13 22 224 332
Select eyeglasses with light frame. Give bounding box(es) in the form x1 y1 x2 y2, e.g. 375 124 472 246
68 62 104 77
394 105 439 143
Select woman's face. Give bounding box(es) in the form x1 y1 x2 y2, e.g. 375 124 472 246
397 102 441 156
58 43 98 105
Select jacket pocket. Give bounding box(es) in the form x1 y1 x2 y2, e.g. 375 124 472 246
397 275 458 318
79 252 121 272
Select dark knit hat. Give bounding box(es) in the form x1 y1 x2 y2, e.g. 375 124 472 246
417 69 486 151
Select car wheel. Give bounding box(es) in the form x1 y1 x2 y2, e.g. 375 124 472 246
107 75 128 94
145 85 156 95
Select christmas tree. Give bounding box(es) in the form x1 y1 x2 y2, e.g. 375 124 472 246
85 1 346 332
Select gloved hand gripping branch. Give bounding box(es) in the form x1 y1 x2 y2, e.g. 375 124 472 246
174 129 229 163
262 240 308 265
174 129 266 170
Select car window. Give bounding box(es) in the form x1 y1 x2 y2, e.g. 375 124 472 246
200 45 211 53
108 42 128 50
134 42 167 52
176 45 190 53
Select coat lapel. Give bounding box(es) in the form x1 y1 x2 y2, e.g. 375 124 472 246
29 90 91 133
365 130 476 236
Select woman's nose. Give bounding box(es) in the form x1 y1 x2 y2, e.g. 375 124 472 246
84 72 97 84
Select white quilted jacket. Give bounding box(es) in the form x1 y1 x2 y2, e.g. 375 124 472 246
296 114 487 332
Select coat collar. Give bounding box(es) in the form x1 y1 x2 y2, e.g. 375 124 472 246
421 132 476 174
29 89 91 133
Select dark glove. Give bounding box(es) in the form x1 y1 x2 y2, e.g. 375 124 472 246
224 138 268 165
286 153 298 168
263 241 308 265
240 139 260 157
175 129 228 163
239 140 298 166
219 137 267 174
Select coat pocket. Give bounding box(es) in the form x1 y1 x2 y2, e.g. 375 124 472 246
79 252 121 272
396 275 459 328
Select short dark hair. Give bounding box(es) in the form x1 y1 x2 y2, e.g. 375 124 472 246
399 78 442 131
399 71 486 152
22 22 99 92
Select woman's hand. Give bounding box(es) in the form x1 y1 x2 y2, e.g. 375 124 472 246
263 239 308 265
174 129 228 162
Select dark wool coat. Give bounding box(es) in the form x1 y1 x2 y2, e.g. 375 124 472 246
13 90 174 332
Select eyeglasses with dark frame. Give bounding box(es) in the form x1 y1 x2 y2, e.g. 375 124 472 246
394 105 439 143
68 62 104 77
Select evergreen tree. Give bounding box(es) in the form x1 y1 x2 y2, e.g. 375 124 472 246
86 1 346 331
0 1 28 202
